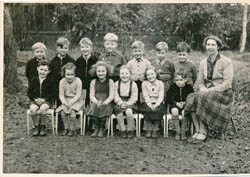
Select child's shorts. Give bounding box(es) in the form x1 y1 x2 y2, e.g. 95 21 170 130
30 101 51 108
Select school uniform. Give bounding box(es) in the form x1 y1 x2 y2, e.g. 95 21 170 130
166 83 194 113
56 77 84 114
87 79 115 128
141 79 165 120
151 58 175 94
174 60 197 86
184 54 234 133
27 76 54 107
99 50 125 82
114 80 138 114
75 54 98 106
25 57 45 84
49 54 75 99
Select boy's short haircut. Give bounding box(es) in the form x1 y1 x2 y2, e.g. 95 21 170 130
174 69 187 79
104 33 118 42
79 37 93 48
56 37 70 48
132 40 145 51
32 42 47 51
37 59 50 69
176 42 191 53
156 42 168 52
62 62 76 76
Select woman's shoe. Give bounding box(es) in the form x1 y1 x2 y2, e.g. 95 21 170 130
192 132 199 139
120 131 127 138
192 132 207 143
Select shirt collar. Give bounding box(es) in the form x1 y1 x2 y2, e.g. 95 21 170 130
208 53 221 65
82 54 91 60
106 51 116 57
58 54 66 59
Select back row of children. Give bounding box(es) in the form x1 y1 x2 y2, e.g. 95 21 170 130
26 33 197 139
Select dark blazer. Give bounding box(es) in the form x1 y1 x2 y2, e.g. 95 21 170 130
48 54 74 83
166 83 194 106
25 57 41 84
75 54 98 90
27 76 55 103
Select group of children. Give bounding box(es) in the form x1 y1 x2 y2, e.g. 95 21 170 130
26 32 197 140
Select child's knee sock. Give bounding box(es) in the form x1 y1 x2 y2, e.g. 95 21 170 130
126 114 135 131
172 115 180 134
91 117 99 129
152 120 160 132
40 114 47 126
31 114 39 127
116 114 126 131
181 119 188 134
69 116 78 131
100 118 106 129
145 120 153 131
61 114 69 130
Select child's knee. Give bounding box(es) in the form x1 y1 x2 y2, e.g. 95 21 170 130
171 108 179 116
30 104 39 115
39 104 49 115
70 110 76 118
125 108 133 116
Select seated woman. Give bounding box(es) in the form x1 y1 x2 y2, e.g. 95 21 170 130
184 35 234 142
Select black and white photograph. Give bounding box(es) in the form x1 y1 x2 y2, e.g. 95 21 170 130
2 2 250 175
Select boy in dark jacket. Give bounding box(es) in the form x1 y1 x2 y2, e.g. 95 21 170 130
75 38 98 107
28 60 54 136
166 70 194 140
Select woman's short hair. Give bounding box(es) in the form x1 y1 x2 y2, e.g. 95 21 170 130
61 62 76 77
89 61 113 78
176 42 191 53
202 35 223 50
145 66 160 79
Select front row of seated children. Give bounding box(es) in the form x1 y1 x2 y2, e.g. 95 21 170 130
28 58 193 139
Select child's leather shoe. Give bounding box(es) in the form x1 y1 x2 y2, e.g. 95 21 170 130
39 125 47 136
97 128 104 137
127 131 134 138
32 126 40 136
67 130 74 137
145 131 152 138
91 128 99 138
62 129 69 136
120 131 127 138
152 131 158 138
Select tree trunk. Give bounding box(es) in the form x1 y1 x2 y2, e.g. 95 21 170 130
4 5 20 93
240 3 248 53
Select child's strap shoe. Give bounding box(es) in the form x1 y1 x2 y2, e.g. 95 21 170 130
32 126 40 136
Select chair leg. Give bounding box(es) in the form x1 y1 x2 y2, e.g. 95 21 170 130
166 118 169 137
55 113 58 135
27 110 30 135
111 116 114 137
107 117 111 138
163 115 166 138
51 111 55 135
231 117 237 133
83 113 86 136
